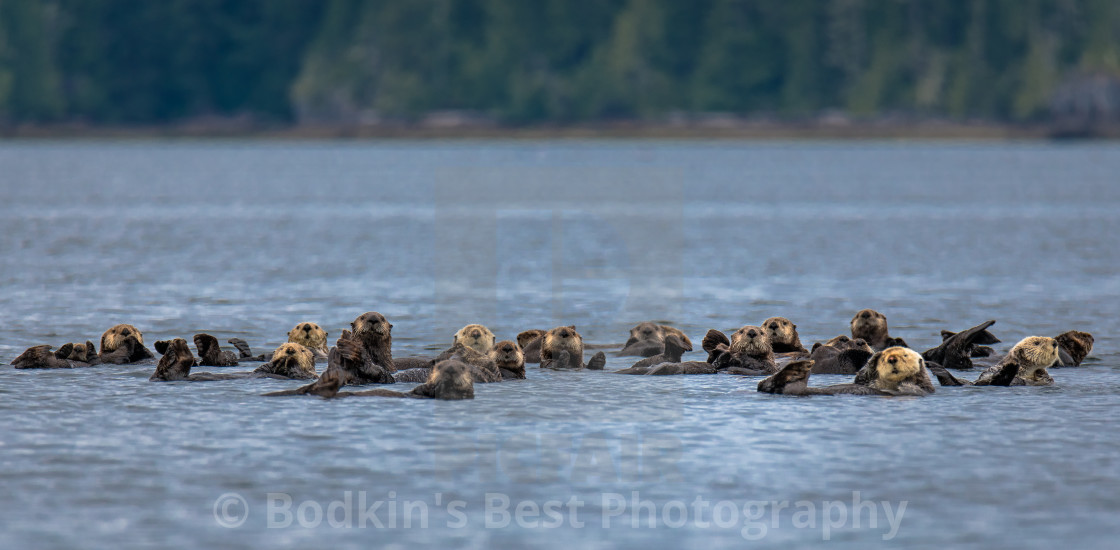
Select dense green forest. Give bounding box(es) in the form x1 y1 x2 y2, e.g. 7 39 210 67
1 0 1118 125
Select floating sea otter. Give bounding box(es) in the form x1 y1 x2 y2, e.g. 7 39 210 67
617 322 693 357
930 336 1060 387
539 326 606 370
759 348 929 396
264 359 475 400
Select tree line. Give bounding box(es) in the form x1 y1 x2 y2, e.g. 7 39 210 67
1 0 1118 125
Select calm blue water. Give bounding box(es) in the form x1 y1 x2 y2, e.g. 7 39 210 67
1 140 1117 549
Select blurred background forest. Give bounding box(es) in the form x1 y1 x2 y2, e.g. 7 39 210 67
1 0 1119 134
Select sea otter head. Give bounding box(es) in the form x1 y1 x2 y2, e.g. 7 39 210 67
454 324 496 354
426 359 475 400
271 343 317 378
628 322 665 343
730 325 772 357
872 347 923 388
288 322 328 353
351 312 392 338
516 329 545 349
1055 330 1094 365
762 317 799 347
1009 336 1060 375
545 325 582 350
101 324 145 354
66 341 97 362
851 309 888 343
488 340 524 368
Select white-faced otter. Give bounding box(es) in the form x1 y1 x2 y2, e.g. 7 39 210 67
1054 330 1094 367
517 329 545 363
761 317 807 354
932 336 1060 387
617 322 694 357
193 334 240 367
398 341 502 383
489 340 525 380
921 320 999 371
227 322 330 362
149 338 316 381
454 324 496 354
808 336 874 374
99 324 155 363
850 309 908 350
265 359 475 400
253 343 317 379
759 352 929 396
706 326 778 375
539 325 606 370
853 347 936 393
615 335 691 374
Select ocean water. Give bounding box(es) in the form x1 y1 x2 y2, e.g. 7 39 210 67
0 140 1117 549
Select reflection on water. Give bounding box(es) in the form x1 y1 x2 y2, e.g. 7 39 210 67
0 141 1117 549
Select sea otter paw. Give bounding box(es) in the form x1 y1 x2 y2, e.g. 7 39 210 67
587 351 606 370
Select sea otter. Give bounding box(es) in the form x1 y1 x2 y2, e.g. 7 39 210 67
149 339 316 381
931 336 1060 387
921 320 999 371
853 347 936 393
193 333 239 367
453 324 496 354
1054 330 1094 367
229 322 330 362
489 340 526 379
264 359 475 400
517 329 545 363
758 352 928 397
320 329 396 385
706 326 778 375
615 335 691 374
349 311 397 373
99 324 155 363
11 343 96 369
808 337 874 374
762 317 808 354
539 325 606 370
850 309 908 350
396 341 502 383
617 322 694 357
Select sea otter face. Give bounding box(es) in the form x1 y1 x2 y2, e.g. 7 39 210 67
488 340 524 367
517 330 544 349
101 324 145 354
1010 336 1060 373
874 347 922 387
628 322 665 343
851 309 888 340
271 343 317 377
428 360 475 400
731 325 771 356
66 342 94 362
454 324 496 354
352 312 392 337
288 322 328 353
762 317 797 345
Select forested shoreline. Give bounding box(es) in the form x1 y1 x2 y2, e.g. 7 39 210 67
2 0 1119 134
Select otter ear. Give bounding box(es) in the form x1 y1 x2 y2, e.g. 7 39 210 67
792 324 797 329
567 325 576 330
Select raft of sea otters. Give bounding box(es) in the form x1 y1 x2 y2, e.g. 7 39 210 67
10 309 1095 400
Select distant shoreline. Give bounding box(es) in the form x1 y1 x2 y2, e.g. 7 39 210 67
2 117 1116 140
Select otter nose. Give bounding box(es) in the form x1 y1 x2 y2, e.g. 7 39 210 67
861 312 871 319
560 330 570 338
471 330 481 338
121 329 131 336
747 329 758 338
287 348 295 355
303 324 312 331
769 323 779 330
888 356 898 364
